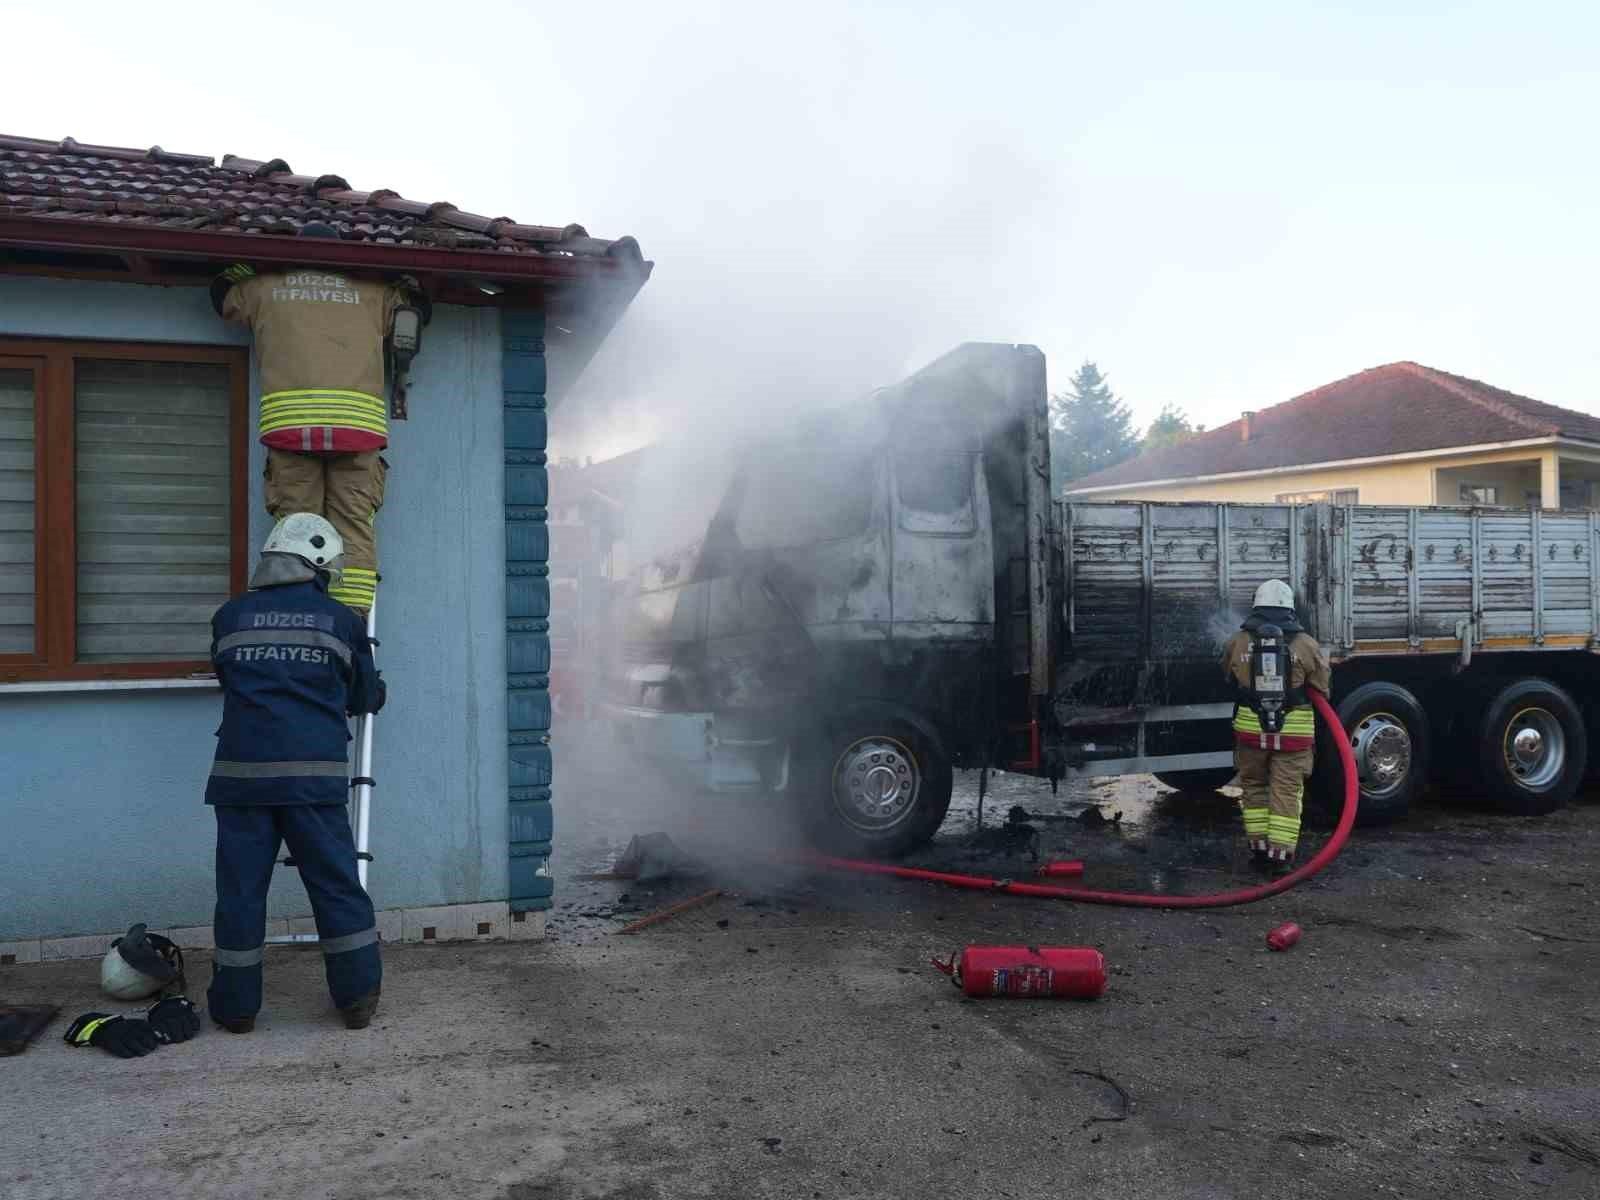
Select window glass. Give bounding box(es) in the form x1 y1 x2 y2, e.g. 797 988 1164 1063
1459 483 1499 505
897 452 976 534
1276 488 1358 505
735 449 875 549
75 360 232 663
0 367 35 654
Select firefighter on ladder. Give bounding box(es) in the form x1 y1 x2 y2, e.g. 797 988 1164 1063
1221 579 1333 874
212 222 429 615
206 513 386 1032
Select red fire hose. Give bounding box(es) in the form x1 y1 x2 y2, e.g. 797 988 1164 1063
804 688 1358 909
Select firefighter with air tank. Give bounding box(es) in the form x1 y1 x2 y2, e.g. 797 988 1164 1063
1221 579 1333 874
211 222 428 616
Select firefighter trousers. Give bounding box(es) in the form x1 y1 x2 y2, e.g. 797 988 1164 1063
264 448 387 613
1234 745 1312 860
208 804 382 1022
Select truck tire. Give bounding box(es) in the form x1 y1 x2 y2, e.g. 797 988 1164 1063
805 713 953 858
1477 677 1586 815
1306 682 1429 827
1153 768 1237 794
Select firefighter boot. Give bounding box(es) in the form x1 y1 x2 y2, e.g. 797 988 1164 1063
213 1015 256 1034
341 987 381 1030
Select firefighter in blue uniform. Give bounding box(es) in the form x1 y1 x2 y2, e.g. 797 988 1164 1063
207 513 386 1032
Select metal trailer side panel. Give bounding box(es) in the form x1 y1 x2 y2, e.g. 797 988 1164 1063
1224 504 1296 618
1067 503 1147 660
1326 503 1600 656
1539 513 1593 639
1480 510 1536 640
1065 501 1313 663
1346 506 1413 642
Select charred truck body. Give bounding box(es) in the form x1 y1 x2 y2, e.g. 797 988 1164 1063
603 344 1596 854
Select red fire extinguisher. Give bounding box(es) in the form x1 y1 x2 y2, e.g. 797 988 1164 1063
1034 860 1085 878
1266 922 1302 952
933 945 1107 999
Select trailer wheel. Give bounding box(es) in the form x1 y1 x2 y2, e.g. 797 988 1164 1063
1477 678 1586 815
1306 682 1429 827
1153 768 1237 794
804 713 953 858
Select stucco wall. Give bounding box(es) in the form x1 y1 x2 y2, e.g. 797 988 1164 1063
0 276 507 939
1069 448 1561 507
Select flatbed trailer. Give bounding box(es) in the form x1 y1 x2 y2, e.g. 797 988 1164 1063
1055 498 1599 822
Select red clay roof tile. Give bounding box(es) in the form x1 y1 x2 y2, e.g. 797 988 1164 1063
0 132 645 265
1068 362 1600 492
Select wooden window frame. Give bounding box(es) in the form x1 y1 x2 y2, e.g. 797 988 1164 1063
0 336 249 683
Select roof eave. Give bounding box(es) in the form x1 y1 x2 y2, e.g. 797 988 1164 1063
0 215 654 292
1062 434 1600 495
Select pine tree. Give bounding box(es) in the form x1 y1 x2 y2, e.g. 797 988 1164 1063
1049 362 1137 491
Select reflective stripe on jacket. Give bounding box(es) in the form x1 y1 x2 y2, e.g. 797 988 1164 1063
259 389 388 452
1232 703 1315 752
206 576 382 806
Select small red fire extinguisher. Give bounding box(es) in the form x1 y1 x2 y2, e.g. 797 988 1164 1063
1266 922 1302 952
933 945 1107 999
1034 860 1085 878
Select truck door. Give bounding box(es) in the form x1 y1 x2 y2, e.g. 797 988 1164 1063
889 447 993 635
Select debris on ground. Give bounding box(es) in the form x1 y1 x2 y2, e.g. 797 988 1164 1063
610 832 706 882
1072 1069 1132 1127
615 889 724 935
0 1005 59 1056
1007 803 1121 828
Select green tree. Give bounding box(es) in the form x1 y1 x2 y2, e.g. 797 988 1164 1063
1141 403 1203 453
1050 361 1137 490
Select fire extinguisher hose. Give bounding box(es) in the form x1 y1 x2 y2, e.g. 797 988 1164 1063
804 688 1358 910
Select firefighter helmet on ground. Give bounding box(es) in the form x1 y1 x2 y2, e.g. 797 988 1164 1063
100 924 184 1001
262 512 344 569
1252 579 1295 610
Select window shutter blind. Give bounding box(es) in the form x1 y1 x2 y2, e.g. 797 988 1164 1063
74 359 232 663
0 368 35 654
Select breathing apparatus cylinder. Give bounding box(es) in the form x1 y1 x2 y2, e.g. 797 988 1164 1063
1248 622 1292 734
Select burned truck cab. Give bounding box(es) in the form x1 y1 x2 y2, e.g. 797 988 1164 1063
602 343 1052 855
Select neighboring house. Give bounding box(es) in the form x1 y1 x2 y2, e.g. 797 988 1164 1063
0 133 650 959
1065 362 1600 510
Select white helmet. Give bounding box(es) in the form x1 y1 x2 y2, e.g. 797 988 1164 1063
262 512 343 569
100 924 184 1001
1252 579 1295 610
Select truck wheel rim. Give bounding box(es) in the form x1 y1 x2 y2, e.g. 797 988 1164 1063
832 736 920 832
1503 707 1564 789
1351 712 1412 800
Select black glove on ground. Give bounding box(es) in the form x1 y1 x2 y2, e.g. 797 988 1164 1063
63 1013 160 1058
146 997 201 1044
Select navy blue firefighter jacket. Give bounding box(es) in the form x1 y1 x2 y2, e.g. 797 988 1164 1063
206 574 384 806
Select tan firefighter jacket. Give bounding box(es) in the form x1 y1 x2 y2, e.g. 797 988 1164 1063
1221 627 1331 751
214 264 410 453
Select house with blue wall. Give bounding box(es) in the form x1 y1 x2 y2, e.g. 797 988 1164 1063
0 133 650 962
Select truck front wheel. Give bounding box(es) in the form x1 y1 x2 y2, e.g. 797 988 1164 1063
1477 677 1586 815
805 714 953 858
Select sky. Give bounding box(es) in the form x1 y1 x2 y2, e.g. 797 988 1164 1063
8 1 1600 460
